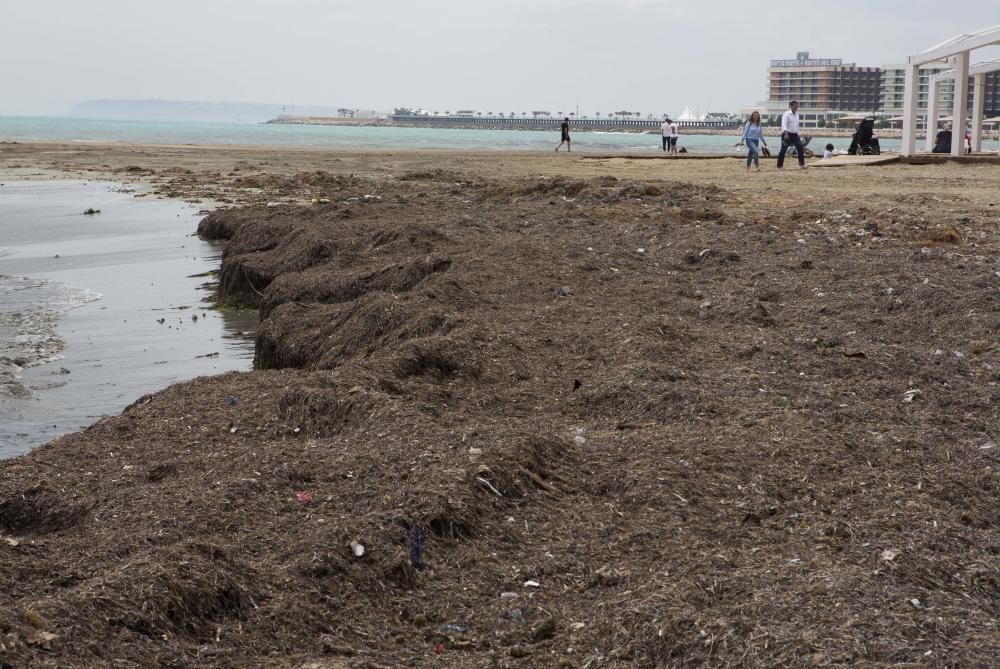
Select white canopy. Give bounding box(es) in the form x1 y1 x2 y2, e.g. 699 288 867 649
676 106 703 122
902 25 1000 156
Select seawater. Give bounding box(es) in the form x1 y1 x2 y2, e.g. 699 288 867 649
0 181 256 457
0 115 906 154
0 275 100 399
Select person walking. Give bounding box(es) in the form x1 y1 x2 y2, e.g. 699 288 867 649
776 100 806 169
661 117 672 152
737 111 767 172
668 118 680 155
555 117 571 152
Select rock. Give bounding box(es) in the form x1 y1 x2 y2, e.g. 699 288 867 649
412 612 428 626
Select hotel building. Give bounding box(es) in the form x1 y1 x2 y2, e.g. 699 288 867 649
743 51 1000 130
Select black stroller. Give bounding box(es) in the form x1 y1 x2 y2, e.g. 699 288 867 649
848 117 880 155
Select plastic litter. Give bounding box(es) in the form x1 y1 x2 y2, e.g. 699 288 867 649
294 491 312 503
505 608 524 622
350 541 365 557
226 395 239 406
880 548 901 562
409 525 423 567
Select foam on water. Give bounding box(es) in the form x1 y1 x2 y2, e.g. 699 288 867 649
0 275 101 398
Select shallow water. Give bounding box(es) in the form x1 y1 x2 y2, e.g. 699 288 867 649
0 181 256 456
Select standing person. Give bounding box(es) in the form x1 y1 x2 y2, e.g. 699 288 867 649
668 118 680 155
661 117 672 152
737 111 767 172
555 117 571 152
776 100 806 169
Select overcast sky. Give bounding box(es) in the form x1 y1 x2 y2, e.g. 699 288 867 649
3 1 999 117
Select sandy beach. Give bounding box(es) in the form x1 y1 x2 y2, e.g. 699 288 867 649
0 140 998 668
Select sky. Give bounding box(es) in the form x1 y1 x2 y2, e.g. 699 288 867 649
2 0 1000 117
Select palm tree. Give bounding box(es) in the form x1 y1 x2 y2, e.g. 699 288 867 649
595 112 601 120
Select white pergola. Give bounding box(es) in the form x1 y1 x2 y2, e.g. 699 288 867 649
902 25 1000 156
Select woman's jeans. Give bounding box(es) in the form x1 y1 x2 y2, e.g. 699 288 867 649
745 138 759 168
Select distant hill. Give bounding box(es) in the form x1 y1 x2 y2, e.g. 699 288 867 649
69 100 379 124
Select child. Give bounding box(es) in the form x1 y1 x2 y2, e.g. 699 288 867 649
823 143 835 159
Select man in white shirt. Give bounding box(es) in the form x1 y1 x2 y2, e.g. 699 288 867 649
776 100 806 169
661 118 671 152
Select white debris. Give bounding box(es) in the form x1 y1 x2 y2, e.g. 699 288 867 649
880 549 901 562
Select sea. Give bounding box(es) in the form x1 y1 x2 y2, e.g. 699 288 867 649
0 114 906 154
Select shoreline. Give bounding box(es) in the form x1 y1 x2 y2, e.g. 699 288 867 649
0 178 256 454
0 143 998 667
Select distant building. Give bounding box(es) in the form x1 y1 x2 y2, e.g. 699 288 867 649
769 52 882 112
743 50 1000 131
745 52 881 128
880 64 953 130
882 65 1000 129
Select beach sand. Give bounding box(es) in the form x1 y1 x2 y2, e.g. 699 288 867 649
0 140 997 667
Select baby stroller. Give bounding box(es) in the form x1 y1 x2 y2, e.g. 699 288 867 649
848 117 880 155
